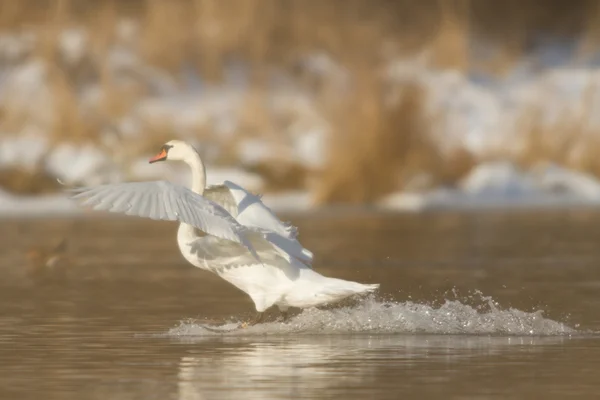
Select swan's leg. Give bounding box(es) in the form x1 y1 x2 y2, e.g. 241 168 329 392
278 305 291 322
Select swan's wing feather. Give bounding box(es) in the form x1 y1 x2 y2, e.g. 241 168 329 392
251 229 313 267
189 235 302 280
206 181 300 239
69 181 261 261
204 184 239 217
204 181 313 266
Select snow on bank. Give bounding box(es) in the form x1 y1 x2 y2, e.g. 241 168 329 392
0 187 314 217
0 188 79 216
3 160 600 217
379 161 600 211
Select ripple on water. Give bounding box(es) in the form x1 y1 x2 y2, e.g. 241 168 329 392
166 294 577 337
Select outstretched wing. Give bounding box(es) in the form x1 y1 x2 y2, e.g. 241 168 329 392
68 181 261 262
205 181 299 239
204 181 313 266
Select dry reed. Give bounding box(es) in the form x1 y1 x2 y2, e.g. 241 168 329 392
515 80 600 176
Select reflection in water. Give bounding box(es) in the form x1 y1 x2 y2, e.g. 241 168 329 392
3 212 600 399
176 335 572 400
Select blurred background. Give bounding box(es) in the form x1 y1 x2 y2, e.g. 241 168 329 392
4 4 600 399
2 0 600 211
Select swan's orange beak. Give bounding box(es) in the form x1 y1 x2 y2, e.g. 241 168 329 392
149 149 167 164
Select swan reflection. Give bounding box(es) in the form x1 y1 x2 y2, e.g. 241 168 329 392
176 334 570 400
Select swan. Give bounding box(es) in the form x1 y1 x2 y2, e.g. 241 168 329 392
69 140 380 325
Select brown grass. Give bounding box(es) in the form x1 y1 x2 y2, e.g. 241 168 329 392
515 80 600 176
0 166 61 195
314 76 428 204
0 0 598 200
313 71 475 205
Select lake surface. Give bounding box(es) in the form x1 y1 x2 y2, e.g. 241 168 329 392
1 209 600 399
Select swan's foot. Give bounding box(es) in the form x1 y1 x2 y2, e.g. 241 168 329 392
239 312 264 329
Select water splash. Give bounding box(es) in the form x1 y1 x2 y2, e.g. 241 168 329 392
167 293 576 337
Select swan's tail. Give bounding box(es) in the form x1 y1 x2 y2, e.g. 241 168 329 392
317 280 380 299
284 269 380 308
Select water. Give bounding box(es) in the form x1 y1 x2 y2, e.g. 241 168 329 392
2 209 600 399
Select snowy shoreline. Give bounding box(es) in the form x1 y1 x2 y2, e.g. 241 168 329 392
4 160 600 218
3 23 600 216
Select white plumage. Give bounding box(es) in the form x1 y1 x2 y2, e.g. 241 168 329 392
70 180 261 261
70 140 379 323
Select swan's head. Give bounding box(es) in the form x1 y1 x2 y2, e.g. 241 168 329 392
148 140 199 164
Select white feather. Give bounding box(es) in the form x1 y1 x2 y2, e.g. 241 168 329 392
69 181 261 262
204 181 313 266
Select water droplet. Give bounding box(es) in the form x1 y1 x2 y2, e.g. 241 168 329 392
127 203 132 209
175 211 180 217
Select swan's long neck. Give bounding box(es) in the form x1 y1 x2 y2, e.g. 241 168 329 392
186 150 206 195
178 148 207 242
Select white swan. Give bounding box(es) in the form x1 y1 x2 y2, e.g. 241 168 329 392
70 140 379 325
